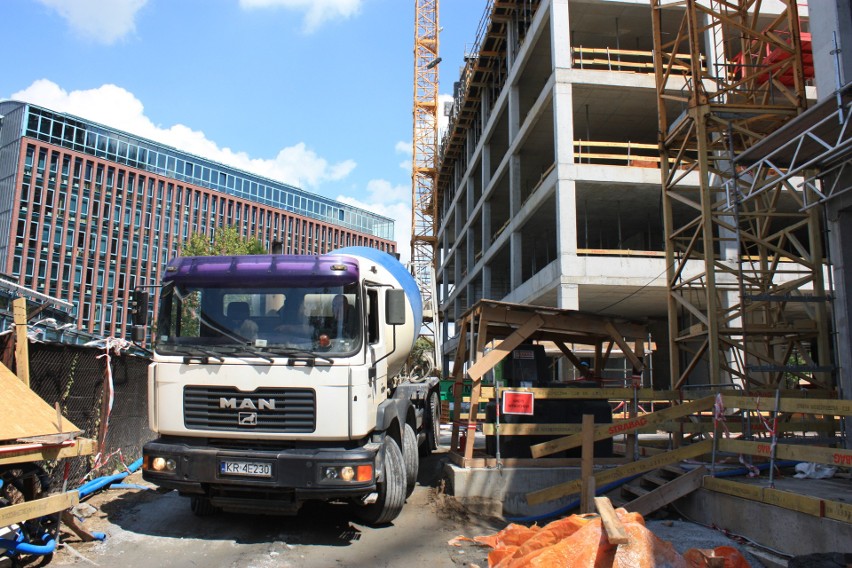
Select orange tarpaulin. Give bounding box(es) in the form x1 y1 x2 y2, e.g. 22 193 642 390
456 508 750 568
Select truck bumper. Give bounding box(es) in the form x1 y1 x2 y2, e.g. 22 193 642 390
142 437 380 509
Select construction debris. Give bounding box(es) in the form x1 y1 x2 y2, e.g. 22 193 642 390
452 504 752 568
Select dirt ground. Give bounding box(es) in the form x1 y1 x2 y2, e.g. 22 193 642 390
9 452 505 568
4 450 782 567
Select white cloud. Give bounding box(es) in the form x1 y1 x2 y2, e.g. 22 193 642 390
395 140 412 172
366 179 409 204
238 0 361 33
11 80 355 190
34 0 148 45
337 194 411 265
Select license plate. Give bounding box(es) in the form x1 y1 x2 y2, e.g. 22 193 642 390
219 461 272 477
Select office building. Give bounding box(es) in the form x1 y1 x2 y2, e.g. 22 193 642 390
0 100 395 337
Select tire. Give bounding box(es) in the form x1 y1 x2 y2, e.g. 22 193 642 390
190 495 217 516
402 423 419 497
420 390 441 457
356 435 406 526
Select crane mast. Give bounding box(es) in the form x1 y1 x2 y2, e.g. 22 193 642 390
411 0 441 374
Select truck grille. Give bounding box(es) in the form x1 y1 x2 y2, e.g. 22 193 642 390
183 387 316 433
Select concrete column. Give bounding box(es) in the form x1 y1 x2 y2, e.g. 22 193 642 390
826 182 852 449
506 13 517 77
510 231 522 290
811 0 852 102
551 0 572 70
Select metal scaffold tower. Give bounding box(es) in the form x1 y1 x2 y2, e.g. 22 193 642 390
411 0 442 373
651 0 832 391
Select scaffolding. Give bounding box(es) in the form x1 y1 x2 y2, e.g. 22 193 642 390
651 0 832 391
411 0 441 369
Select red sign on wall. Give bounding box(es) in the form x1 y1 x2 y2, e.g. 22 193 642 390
502 391 535 416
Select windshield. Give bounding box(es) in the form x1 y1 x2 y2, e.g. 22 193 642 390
155 282 361 358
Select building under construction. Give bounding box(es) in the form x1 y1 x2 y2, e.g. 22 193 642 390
436 0 852 556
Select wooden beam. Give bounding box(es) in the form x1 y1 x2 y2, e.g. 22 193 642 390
718 438 852 467
627 465 707 516
13 297 29 387
581 414 595 514
0 491 79 527
0 438 96 466
594 496 630 545
703 477 852 523
465 314 544 381
723 395 852 416
604 322 645 371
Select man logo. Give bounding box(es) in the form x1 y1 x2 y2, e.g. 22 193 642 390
219 398 276 411
239 412 258 426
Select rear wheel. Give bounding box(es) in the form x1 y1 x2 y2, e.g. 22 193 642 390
420 390 441 456
356 435 406 526
402 423 419 497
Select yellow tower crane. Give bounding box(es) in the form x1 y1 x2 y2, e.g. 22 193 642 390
411 0 442 376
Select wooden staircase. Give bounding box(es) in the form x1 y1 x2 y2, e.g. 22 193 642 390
614 465 708 516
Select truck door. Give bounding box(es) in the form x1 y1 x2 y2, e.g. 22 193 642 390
365 286 387 406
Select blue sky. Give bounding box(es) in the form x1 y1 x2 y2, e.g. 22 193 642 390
1 0 487 263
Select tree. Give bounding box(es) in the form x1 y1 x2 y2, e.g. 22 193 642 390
175 227 266 339
181 226 267 256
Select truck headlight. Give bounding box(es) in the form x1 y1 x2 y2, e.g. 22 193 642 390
147 455 177 473
321 465 373 483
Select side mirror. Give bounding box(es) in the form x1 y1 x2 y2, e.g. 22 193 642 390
131 325 146 343
385 289 406 326
130 289 149 327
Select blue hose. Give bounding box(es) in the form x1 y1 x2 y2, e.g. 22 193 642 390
0 533 56 555
0 458 140 558
504 473 645 523
77 457 143 498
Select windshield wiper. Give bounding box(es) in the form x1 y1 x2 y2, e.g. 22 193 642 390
214 345 275 363
159 345 226 363
260 346 333 363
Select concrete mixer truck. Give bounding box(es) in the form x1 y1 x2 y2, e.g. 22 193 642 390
133 247 441 525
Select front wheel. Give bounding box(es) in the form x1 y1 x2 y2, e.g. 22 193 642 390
355 436 406 526
190 495 217 516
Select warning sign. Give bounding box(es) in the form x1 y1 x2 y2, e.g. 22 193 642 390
502 391 535 416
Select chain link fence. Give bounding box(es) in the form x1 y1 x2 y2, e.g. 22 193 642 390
1 333 153 490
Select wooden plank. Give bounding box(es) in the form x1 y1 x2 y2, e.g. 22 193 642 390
604 321 645 371
0 438 96 466
627 466 707 517
723 395 852 416
0 361 83 442
526 439 713 506
613 443 667 457
718 439 852 467
0 491 79 526
594 497 629 545
703 477 844 519
655 419 837 434
479 387 678 400
531 397 714 458
825 500 852 524
465 314 544 381
481 423 582 436
447 451 629 469
581 414 595 514
702 477 764 502
13 297 29 387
